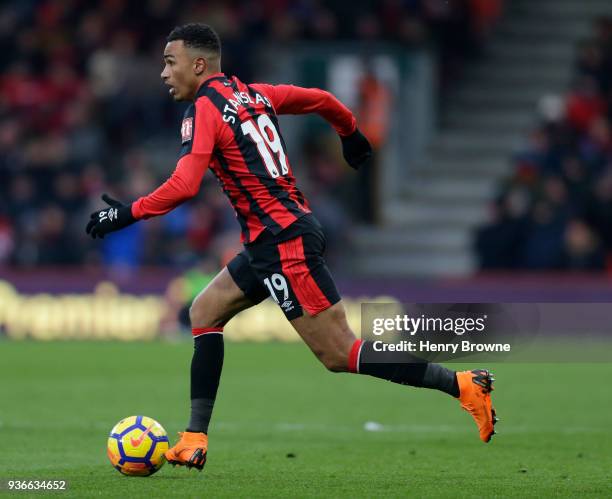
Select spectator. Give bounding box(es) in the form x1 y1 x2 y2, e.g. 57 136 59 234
566 76 607 133
563 218 605 270
475 186 530 269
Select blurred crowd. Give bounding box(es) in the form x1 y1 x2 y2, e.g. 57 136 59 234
0 0 502 270
476 17 612 271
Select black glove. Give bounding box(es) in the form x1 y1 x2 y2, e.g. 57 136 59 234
340 128 372 169
86 194 136 239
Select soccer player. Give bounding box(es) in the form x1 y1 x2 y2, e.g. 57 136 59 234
86 23 497 471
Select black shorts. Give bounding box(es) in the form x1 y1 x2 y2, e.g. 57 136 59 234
227 214 341 320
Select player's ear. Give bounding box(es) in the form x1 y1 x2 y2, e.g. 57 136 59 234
193 57 207 76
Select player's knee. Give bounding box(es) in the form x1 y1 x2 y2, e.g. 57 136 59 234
319 350 349 373
189 300 223 328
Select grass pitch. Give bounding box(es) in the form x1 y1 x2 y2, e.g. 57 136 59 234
0 340 611 498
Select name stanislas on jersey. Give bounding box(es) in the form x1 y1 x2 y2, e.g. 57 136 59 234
218 85 272 125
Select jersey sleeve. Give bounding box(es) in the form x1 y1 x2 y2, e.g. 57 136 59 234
131 101 218 220
251 83 357 137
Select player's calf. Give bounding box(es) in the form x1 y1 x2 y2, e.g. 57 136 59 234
187 268 256 434
347 339 460 397
170 267 257 472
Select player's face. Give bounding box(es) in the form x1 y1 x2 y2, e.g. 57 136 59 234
161 41 201 102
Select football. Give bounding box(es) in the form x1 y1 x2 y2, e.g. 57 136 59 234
107 416 169 476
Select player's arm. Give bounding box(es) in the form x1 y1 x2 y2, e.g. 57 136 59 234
86 102 216 239
251 83 372 169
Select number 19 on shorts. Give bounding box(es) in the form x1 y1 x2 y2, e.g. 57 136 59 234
263 273 289 303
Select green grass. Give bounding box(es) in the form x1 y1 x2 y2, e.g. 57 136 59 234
0 340 611 498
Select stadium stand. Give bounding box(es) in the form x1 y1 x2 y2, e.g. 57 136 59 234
475 15 612 271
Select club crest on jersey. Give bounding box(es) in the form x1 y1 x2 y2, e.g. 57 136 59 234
181 117 193 144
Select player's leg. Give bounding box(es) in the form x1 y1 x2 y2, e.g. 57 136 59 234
167 252 270 470
186 266 253 435
253 224 497 443
289 302 497 443
255 229 461 392
289 301 459 394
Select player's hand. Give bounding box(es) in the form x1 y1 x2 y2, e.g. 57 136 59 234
340 128 372 169
86 194 136 239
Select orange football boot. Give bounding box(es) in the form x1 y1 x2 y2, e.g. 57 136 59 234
456 369 498 443
165 431 208 470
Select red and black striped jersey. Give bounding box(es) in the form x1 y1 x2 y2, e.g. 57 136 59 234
131 73 357 243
